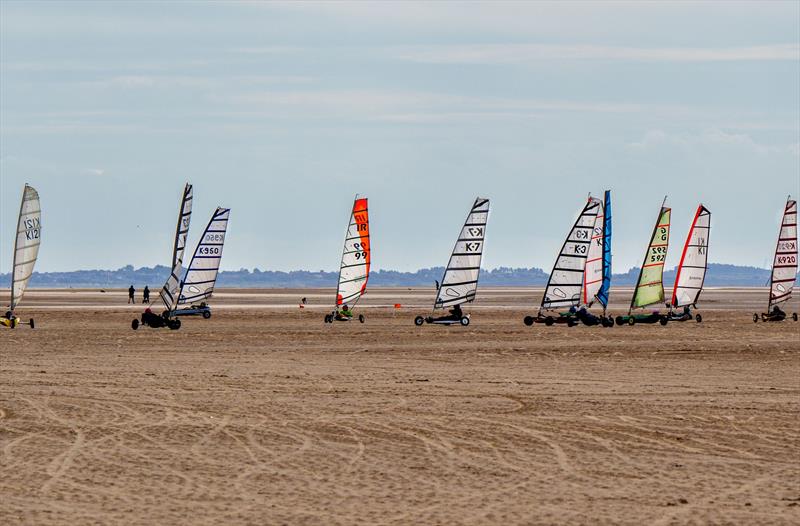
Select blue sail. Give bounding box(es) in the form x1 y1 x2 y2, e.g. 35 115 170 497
596 190 612 308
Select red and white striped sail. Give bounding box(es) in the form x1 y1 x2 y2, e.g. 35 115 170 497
582 196 604 305
768 198 797 309
336 197 370 307
671 205 711 308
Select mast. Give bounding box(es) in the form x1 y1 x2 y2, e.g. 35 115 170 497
10 184 41 312
629 196 670 315
597 190 612 314
671 204 711 308
540 197 600 313
178 207 231 305
434 197 490 311
767 196 798 310
335 196 370 308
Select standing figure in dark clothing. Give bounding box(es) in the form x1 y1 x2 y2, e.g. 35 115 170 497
143 286 150 304
128 285 136 304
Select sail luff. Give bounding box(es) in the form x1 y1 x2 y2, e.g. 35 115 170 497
434 197 490 310
10 184 41 311
768 197 797 309
630 199 671 313
541 198 600 311
596 190 612 310
671 205 711 308
178 207 230 305
335 197 370 307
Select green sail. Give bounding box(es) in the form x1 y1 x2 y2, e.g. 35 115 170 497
632 207 671 309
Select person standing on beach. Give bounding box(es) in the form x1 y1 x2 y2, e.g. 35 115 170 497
128 285 135 304
143 286 150 304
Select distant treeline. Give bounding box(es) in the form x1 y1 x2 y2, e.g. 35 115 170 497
0 263 796 288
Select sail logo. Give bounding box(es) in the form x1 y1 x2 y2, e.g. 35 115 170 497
23 216 41 240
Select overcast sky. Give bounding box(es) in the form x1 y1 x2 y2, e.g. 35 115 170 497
1 1 798 273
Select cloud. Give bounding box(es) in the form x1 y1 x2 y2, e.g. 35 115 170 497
222 89 670 117
394 44 800 64
83 168 106 177
627 128 799 156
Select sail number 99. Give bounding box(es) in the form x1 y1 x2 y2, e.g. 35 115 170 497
353 242 368 260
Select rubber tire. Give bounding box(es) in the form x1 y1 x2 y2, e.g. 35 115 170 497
543 316 554 327
604 317 614 328
425 317 434 324
202 310 211 319
567 318 577 327
162 310 170 320
359 314 365 323
324 314 331 323
460 316 470 326
628 316 636 326
131 319 139 330
414 316 424 326
169 319 181 330
753 313 758 323
523 316 534 326
659 316 668 326
695 314 702 323
615 316 625 326
793 313 798 322
29 318 35 329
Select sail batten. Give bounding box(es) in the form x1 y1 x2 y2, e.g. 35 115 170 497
631 202 671 312
178 207 230 305
671 205 711 308
434 197 490 310
336 197 370 307
768 198 797 309
10 184 41 311
541 198 601 311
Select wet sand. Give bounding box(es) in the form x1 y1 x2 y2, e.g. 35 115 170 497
1 288 799 525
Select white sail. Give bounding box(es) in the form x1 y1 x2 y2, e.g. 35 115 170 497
172 183 193 268
768 198 797 308
159 183 194 310
434 197 490 309
671 205 711 308
336 197 370 307
178 207 230 305
541 198 600 311
10 184 41 311
582 196 605 306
